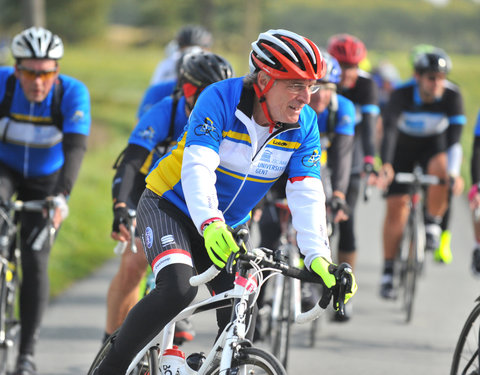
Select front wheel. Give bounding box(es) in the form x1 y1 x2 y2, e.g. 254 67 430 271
206 346 287 375
450 301 480 375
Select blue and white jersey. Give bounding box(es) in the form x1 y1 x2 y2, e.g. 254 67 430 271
0 67 91 178
130 95 188 173
137 80 177 119
146 77 330 264
316 93 355 138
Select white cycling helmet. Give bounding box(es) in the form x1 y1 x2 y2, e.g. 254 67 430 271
11 27 64 60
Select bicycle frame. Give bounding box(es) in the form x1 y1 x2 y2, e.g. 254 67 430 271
395 165 440 322
126 255 275 374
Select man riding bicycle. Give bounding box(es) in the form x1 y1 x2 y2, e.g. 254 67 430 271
105 51 233 345
92 29 357 375
0 27 91 375
378 48 466 299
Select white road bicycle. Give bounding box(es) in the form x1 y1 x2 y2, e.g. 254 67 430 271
88 230 354 375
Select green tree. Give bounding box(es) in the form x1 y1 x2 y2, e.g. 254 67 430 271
46 0 112 42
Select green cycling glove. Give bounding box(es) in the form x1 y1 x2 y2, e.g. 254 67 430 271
203 221 240 268
311 256 358 309
311 257 337 288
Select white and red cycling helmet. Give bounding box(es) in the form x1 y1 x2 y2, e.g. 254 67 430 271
249 29 326 81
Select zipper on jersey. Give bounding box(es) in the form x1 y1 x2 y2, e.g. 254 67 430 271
222 125 297 216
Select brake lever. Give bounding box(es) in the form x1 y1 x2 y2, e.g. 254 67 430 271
225 227 249 274
328 262 352 314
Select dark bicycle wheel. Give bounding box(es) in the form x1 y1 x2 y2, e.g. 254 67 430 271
206 346 287 375
450 300 480 375
87 330 158 375
0 256 20 375
403 214 418 323
269 272 291 368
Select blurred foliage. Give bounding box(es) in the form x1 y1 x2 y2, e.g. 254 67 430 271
0 0 112 42
1 0 479 54
107 0 480 54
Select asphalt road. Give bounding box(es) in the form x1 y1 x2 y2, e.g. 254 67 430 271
35 189 479 374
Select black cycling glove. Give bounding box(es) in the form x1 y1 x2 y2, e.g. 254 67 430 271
112 206 132 233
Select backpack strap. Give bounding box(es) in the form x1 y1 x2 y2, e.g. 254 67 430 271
0 74 17 118
153 92 180 156
51 78 64 130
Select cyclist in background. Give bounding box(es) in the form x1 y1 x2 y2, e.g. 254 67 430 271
378 48 465 299
105 51 233 344
138 45 204 119
92 29 357 375
307 50 356 321
0 27 91 375
469 109 480 276
327 33 379 284
408 44 464 264
150 24 213 85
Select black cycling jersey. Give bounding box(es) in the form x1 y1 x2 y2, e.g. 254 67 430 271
338 72 379 167
381 80 465 166
381 79 465 196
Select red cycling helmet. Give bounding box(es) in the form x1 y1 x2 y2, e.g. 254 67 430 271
327 34 367 65
250 29 326 81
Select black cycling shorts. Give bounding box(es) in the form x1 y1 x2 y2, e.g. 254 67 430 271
386 131 447 196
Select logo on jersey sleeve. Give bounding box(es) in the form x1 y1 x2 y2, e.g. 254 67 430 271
139 126 155 141
194 117 220 141
71 110 85 123
302 149 321 168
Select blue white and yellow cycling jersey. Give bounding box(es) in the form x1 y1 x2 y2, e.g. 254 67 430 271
137 80 177 119
0 67 91 178
130 95 188 173
146 77 331 264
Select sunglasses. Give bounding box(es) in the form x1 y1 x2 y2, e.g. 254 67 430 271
17 65 58 81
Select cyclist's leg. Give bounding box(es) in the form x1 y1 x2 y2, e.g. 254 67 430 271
425 151 449 250
104 237 147 339
94 190 198 375
380 193 410 299
337 172 361 270
434 189 453 263
471 214 480 276
15 171 60 372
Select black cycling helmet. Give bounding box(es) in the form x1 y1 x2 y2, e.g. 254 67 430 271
179 50 233 89
176 25 213 49
414 49 452 74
